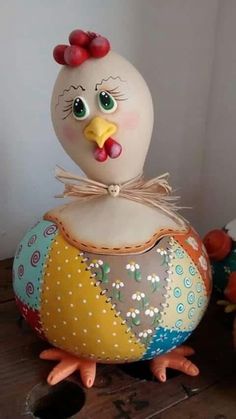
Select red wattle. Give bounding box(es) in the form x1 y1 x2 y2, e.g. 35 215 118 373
104 138 122 159
94 147 108 162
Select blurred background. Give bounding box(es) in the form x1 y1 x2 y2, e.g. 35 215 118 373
0 0 235 259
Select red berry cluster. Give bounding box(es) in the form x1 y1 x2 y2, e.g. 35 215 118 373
53 30 110 67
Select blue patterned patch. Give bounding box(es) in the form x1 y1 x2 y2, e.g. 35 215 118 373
13 220 58 309
141 326 192 360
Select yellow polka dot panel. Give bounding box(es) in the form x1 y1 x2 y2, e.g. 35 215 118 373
40 232 145 362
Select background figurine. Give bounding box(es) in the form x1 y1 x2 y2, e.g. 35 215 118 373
204 219 236 313
13 30 212 388
204 219 236 349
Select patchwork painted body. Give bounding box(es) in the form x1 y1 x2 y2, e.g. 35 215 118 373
13 219 211 363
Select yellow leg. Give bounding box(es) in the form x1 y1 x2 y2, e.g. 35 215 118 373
150 345 199 382
40 348 96 388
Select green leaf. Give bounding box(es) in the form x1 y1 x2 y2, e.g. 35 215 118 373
132 317 141 326
135 271 142 281
103 263 110 274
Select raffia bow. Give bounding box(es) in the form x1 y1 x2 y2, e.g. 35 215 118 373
55 166 187 227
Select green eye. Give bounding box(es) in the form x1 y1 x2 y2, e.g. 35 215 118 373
98 91 117 113
72 96 89 120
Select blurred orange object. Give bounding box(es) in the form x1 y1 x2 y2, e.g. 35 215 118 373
203 229 232 261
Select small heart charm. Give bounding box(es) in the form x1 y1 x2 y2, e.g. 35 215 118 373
108 184 120 197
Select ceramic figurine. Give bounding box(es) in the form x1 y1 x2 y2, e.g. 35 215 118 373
13 30 212 388
204 219 236 312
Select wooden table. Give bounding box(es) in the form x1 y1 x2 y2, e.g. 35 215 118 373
0 258 236 419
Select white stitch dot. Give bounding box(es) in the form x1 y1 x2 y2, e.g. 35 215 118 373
53 324 57 329
114 344 118 348
75 256 79 260
90 282 94 286
62 336 66 340
96 324 100 328
68 291 72 295
72 332 76 336
65 259 69 263
130 348 134 352
57 251 61 255
56 281 60 285
78 283 82 287
102 309 106 314
112 332 116 336
63 320 67 325
77 268 81 273
46 312 50 316
96 295 99 299
65 246 68 250
46 286 49 290
70 303 74 308
88 312 92 316
82 342 86 346
113 321 117 326
97 339 101 343
57 296 61 300
67 274 71 278
46 273 50 277
57 266 61 271
57 308 61 312
83 329 87 333
49 258 52 262
83 299 87 304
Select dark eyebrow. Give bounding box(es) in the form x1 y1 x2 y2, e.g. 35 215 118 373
95 76 126 91
56 84 86 108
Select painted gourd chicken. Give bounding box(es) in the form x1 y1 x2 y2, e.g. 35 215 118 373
13 30 212 388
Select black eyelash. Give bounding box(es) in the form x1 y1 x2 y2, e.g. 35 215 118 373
105 89 128 102
62 110 72 120
62 98 74 119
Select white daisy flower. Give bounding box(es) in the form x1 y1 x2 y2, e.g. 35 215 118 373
147 274 160 283
126 308 140 318
139 329 153 338
132 291 145 301
199 255 208 271
126 261 140 272
89 259 103 268
112 279 124 289
145 306 159 317
157 248 167 256
186 236 199 251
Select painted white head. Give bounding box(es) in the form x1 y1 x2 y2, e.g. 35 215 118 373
51 30 154 184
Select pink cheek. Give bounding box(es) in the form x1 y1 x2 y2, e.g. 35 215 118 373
119 111 140 130
61 123 78 143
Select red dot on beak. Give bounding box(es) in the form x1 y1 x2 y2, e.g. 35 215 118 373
105 138 122 159
94 147 108 162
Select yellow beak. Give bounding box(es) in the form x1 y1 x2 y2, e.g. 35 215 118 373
83 116 117 148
